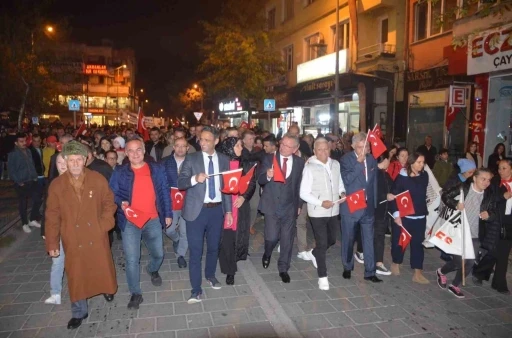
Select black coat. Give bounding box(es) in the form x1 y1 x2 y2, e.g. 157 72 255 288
235 157 257 261
487 153 503 175
416 144 437 169
87 158 113 182
441 179 500 252
29 146 44 176
145 141 166 162
375 169 393 220
491 176 512 241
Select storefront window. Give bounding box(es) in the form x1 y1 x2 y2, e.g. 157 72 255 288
338 101 359 134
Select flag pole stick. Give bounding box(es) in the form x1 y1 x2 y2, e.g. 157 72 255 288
361 130 370 157
461 188 466 286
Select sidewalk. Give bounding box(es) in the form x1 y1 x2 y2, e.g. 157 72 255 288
0 181 21 233
0 217 511 338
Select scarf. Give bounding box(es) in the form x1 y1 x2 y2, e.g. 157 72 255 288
67 170 86 202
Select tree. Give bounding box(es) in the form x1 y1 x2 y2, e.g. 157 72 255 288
178 87 204 111
0 0 66 129
197 0 284 104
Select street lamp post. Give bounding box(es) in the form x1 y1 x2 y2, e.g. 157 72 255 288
193 84 204 111
333 0 340 136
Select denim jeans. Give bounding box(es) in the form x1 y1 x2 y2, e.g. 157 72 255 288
50 240 65 295
164 210 188 257
71 299 88 318
122 218 164 295
14 181 43 225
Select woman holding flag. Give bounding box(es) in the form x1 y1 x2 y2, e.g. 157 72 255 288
217 137 257 286
435 168 494 298
389 152 430 284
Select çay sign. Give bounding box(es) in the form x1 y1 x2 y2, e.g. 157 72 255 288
468 23 512 75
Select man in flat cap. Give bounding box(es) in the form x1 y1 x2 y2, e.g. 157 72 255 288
45 141 118 330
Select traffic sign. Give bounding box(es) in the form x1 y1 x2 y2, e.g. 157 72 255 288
264 99 275 112
194 112 203 121
68 100 81 111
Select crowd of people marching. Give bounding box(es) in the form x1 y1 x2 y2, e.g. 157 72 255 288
1 121 511 330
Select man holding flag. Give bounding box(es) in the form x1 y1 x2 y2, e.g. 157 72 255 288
339 132 382 283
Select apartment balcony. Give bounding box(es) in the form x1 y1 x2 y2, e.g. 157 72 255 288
357 43 396 63
358 0 395 14
87 84 131 96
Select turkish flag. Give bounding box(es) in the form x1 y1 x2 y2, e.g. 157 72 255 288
221 168 243 194
372 124 382 139
398 225 412 253
346 189 367 213
170 187 186 211
74 122 87 138
446 106 461 129
238 164 256 195
124 206 150 229
396 190 415 217
272 154 286 183
137 107 149 141
240 121 250 129
368 130 387 159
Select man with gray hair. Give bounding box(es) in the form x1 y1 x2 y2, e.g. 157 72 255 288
259 133 305 283
339 132 382 283
300 137 346 290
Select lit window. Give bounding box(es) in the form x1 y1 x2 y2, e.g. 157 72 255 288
283 45 293 71
414 0 462 42
331 22 350 52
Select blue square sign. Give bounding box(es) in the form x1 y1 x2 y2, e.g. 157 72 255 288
68 100 80 111
264 99 275 112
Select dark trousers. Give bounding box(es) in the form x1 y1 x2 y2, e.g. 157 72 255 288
219 230 237 275
71 299 88 318
441 239 479 287
186 205 224 294
310 216 338 278
264 212 297 273
492 239 512 291
391 217 426 269
341 213 375 277
14 181 43 225
373 218 388 263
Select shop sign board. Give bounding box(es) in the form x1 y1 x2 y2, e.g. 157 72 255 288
218 98 243 112
449 86 467 107
467 23 512 75
470 77 488 155
297 50 347 84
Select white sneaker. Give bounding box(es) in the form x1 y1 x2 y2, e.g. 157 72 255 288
29 220 41 228
297 251 311 261
44 294 61 305
376 263 392 276
277 245 280 253
318 277 329 290
308 249 317 268
22 224 32 233
354 252 364 264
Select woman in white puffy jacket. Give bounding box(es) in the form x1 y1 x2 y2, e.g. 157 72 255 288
300 138 346 291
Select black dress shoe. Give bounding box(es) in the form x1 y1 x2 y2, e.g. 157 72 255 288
226 274 235 285
262 255 271 269
103 294 114 302
279 272 291 283
364 276 383 283
342 270 351 279
67 314 88 329
177 256 187 268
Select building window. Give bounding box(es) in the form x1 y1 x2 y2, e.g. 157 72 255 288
267 8 276 30
380 18 389 44
414 0 461 42
283 45 293 71
283 0 294 21
331 21 350 52
305 33 326 61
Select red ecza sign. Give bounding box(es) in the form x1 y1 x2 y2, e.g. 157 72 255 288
449 86 466 107
471 75 488 156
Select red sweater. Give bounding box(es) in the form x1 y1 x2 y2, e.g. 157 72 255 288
132 163 158 219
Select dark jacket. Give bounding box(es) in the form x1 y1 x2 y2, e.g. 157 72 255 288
109 162 172 231
7 147 38 184
442 179 500 251
29 146 44 177
162 154 179 189
188 137 201 151
145 141 166 162
87 158 113 182
491 176 512 241
235 157 258 261
48 151 60 181
487 153 503 175
416 144 437 169
375 169 393 220
391 170 429 217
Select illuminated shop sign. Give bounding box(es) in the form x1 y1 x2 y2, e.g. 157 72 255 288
218 98 243 112
468 23 512 75
85 64 108 75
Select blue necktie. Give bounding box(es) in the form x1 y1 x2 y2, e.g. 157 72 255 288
208 156 215 200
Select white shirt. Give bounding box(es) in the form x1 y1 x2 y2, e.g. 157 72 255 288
191 151 222 203
174 154 185 174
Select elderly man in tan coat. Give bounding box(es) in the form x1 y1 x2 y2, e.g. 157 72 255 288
45 141 118 330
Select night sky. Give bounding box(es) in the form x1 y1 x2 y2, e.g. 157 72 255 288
47 0 224 114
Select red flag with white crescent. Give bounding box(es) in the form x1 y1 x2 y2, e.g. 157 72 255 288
346 189 367 213
238 164 256 195
372 124 382 139
170 187 186 211
368 129 386 159
75 122 87 138
398 225 412 253
124 206 150 229
272 154 286 183
446 106 461 129
396 190 415 217
137 107 149 141
221 168 243 194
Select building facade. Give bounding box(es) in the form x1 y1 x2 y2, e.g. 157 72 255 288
44 40 137 126
263 0 405 141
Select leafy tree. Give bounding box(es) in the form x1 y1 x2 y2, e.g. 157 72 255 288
197 0 284 105
178 87 204 111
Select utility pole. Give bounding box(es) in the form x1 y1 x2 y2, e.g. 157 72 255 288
333 0 340 136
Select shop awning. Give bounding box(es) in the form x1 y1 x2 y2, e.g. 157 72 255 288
251 112 281 119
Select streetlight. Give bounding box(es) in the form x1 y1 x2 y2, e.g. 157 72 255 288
46 26 54 33
159 109 163 118
192 84 204 111
32 24 55 54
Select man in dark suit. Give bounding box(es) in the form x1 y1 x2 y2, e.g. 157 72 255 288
339 132 382 283
178 126 232 304
188 124 203 151
145 127 166 162
416 135 437 169
258 133 305 283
